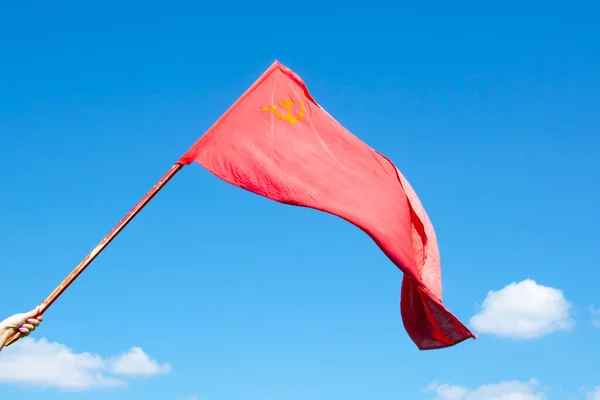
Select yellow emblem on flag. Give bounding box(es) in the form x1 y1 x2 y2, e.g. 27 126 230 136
261 99 305 125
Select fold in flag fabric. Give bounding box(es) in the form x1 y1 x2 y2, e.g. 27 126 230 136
178 61 476 350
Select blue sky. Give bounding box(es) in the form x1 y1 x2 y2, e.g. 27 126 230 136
1 1 599 399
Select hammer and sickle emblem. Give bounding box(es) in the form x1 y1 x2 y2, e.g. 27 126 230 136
261 99 306 125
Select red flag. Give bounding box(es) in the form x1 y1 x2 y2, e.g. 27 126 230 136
179 61 476 350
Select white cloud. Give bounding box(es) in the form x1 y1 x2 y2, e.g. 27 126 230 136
108 347 171 376
469 279 573 339
426 379 544 400
183 395 200 400
0 338 171 390
589 386 600 400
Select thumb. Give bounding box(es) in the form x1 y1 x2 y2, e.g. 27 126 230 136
24 307 40 319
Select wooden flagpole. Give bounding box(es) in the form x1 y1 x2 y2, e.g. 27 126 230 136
5 163 183 347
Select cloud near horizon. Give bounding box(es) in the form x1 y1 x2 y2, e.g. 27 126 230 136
0 338 171 390
588 386 600 400
426 379 544 400
469 279 573 339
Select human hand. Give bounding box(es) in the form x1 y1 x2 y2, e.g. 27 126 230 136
0 307 43 339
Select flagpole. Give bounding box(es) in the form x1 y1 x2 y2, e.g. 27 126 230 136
4 163 184 347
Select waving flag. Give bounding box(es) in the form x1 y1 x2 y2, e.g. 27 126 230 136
178 61 476 350
7 61 475 350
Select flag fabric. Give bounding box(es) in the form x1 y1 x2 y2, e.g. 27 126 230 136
178 61 476 350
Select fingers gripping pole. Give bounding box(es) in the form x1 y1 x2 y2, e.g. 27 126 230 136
4 163 183 347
